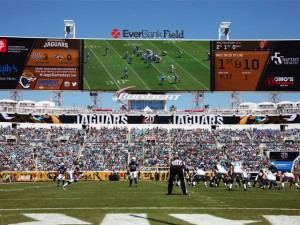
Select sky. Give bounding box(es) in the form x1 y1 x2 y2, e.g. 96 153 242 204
1 0 300 110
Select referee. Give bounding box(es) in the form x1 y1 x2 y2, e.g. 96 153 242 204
167 156 188 195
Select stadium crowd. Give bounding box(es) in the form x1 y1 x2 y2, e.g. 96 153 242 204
0 125 299 173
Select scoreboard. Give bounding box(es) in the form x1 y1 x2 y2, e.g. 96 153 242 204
212 40 300 91
0 37 82 90
1 37 300 92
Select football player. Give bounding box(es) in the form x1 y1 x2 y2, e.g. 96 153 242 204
174 74 180 83
262 170 280 190
129 55 134 64
192 165 207 187
253 169 264 188
124 67 128 79
229 157 246 191
128 157 140 187
62 166 80 190
170 64 175 73
86 52 90 62
178 49 183 57
124 51 128 59
56 163 66 187
105 46 109 56
160 76 166 84
281 172 300 189
215 162 227 187
242 171 252 189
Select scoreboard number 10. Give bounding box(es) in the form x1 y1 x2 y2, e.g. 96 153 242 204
218 58 260 70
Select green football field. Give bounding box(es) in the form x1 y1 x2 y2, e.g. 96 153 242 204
0 181 299 225
83 39 211 91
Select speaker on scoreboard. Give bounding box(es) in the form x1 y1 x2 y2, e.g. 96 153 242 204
65 25 71 34
12 123 18 129
211 125 217 130
224 28 229 36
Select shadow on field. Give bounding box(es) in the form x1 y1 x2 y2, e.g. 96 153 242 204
131 214 181 225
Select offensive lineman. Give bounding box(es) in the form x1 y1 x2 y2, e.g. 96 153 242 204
281 172 300 189
128 157 140 187
192 165 207 187
167 155 188 195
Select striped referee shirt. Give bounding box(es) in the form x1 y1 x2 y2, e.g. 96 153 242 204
171 159 184 166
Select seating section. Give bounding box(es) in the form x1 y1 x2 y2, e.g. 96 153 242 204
0 125 299 172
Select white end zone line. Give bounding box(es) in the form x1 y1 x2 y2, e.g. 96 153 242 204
0 207 299 211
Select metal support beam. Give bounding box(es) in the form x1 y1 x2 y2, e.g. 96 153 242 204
192 92 204 110
230 92 242 109
50 91 63 107
269 92 282 104
9 91 23 102
90 91 102 108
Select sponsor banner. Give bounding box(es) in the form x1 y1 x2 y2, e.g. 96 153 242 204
111 28 184 39
1 113 300 125
0 37 82 90
212 40 300 91
0 171 170 182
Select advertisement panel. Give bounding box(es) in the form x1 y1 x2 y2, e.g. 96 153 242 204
212 40 300 91
83 39 211 91
1 113 300 125
0 37 82 90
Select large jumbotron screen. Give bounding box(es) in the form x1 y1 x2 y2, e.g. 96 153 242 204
1 37 300 92
82 39 211 91
0 37 82 90
212 40 300 91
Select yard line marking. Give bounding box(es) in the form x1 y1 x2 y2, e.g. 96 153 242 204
101 214 149 225
105 40 150 90
86 43 121 89
84 77 91 90
192 41 210 53
0 207 299 211
171 41 210 70
147 41 209 90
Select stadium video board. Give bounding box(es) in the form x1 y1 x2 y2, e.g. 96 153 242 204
0 37 82 90
212 40 300 91
83 39 211 91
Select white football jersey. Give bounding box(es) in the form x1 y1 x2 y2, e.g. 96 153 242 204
217 164 226 173
231 161 242 173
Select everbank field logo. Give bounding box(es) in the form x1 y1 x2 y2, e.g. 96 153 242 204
111 28 184 39
0 39 7 52
111 28 121 39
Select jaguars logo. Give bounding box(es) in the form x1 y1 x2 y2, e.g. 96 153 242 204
19 70 36 89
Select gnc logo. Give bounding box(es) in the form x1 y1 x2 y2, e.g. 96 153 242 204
111 28 121 38
0 39 7 52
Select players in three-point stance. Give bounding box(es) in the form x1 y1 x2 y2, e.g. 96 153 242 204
56 163 66 187
128 157 140 187
281 171 300 189
192 164 207 187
